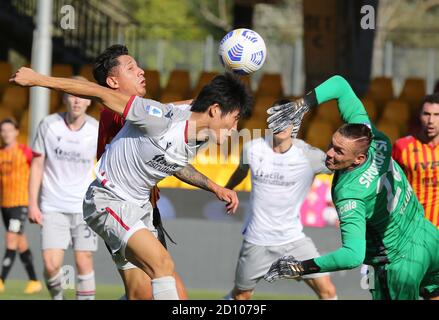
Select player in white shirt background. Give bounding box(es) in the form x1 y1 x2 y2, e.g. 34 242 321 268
224 100 337 300
10 67 253 300
28 78 98 300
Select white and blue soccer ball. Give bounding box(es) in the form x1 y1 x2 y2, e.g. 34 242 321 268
218 28 266 75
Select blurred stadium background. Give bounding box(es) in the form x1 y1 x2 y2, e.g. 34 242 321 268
0 0 438 299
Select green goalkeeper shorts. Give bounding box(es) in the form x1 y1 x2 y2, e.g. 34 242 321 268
370 221 439 300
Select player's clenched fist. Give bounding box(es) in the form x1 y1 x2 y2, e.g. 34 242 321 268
9 67 40 87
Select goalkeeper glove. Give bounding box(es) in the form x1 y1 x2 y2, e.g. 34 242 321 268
263 256 321 283
267 90 317 135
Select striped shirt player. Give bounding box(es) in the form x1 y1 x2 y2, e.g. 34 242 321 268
0 143 32 208
393 134 439 227
0 118 42 294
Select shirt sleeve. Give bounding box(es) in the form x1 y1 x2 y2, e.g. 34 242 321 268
32 118 48 157
314 197 366 272
123 96 175 136
294 139 332 175
97 109 124 159
314 75 370 125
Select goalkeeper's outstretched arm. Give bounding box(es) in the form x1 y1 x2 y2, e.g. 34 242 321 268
267 75 371 133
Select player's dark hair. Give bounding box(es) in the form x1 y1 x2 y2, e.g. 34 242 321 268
337 123 373 155
0 118 19 130
421 93 439 107
93 44 129 87
190 72 253 119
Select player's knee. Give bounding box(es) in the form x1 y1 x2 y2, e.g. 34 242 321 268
43 256 62 276
75 252 94 274
5 232 19 249
150 254 174 279
318 282 337 300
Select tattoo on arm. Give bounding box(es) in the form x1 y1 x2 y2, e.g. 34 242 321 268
174 164 211 191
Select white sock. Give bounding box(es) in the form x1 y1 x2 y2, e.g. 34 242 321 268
76 271 96 300
151 276 179 300
45 270 63 300
323 295 338 300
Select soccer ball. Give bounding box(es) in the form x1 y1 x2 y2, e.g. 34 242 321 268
218 28 266 75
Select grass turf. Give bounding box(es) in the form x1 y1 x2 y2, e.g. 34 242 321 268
0 279 313 300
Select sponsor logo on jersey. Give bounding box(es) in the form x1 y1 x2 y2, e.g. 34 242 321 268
53 147 92 164
337 200 357 218
414 161 439 171
145 154 180 174
145 105 163 118
359 140 387 188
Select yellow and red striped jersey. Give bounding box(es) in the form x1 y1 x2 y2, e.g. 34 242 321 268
0 143 32 207
393 135 439 227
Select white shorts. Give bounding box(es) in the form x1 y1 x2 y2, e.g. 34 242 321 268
41 212 98 251
83 180 157 270
234 237 330 291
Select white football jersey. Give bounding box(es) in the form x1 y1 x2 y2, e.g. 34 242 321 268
242 136 331 246
32 113 98 213
96 96 202 207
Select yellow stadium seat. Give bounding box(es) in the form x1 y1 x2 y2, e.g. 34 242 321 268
79 64 95 82
365 77 394 108
255 73 284 98
50 90 62 113
399 78 426 114
305 120 334 150
252 96 277 119
87 104 102 121
162 70 190 102
377 120 401 143
239 74 252 93
315 100 343 128
17 133 29 145
160 92 185 104
0 108 16 122
360 98 378 122
144 69 161 100
19 109 29 133
0 86 29 119
0 62 12 97
0 61 12 84
191 71 219 97
380 100 410 135
52 64 73 78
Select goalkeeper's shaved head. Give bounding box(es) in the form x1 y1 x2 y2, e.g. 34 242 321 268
336 123 373 156
326 123 372 171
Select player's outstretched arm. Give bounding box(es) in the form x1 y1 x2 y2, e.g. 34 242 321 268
174 164 239 214
267 75 370 133
9 67 130 115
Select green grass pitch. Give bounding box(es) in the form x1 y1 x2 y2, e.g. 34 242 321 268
0 279 313 300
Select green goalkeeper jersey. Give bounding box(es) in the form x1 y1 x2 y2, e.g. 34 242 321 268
312 76 427 272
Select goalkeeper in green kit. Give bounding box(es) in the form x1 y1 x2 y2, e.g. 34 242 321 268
263 75 439 300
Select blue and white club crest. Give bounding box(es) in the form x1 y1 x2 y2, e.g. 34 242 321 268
145 105 163 118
